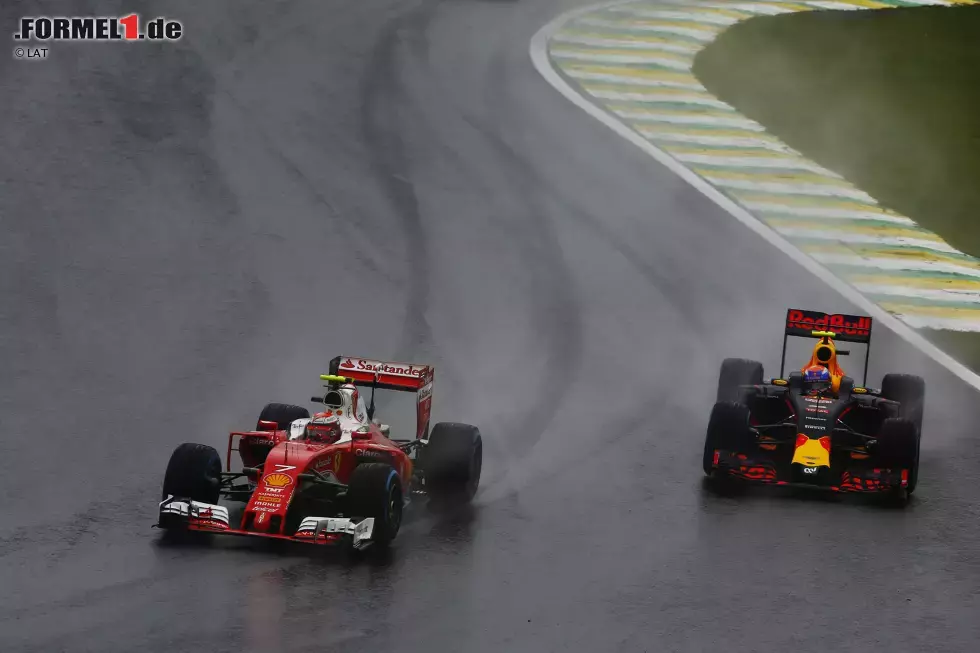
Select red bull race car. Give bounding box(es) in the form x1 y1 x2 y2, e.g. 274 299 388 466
157 356 483 549
703 309 925 503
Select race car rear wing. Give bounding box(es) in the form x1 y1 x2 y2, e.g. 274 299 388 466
328 356 433 390
327 356 433 439
780 309 873 384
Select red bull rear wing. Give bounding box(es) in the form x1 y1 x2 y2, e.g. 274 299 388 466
781 309 873 385
785 309 872 344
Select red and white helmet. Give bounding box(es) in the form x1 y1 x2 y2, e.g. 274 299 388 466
305 414 342 444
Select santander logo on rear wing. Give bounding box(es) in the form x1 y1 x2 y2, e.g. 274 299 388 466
329 355 433 391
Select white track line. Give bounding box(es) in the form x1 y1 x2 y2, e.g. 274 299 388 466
529 0 980 392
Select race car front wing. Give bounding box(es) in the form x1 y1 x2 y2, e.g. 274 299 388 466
711 450 909 493
158 496 375 548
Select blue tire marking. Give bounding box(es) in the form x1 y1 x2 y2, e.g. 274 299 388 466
383 469 398 525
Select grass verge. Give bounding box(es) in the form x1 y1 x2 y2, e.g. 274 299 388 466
692 5 980 373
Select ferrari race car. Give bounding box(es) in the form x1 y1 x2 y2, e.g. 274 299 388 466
703 308 925 502
158 356 483 549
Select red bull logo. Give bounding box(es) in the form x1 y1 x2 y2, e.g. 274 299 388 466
786 310 871 339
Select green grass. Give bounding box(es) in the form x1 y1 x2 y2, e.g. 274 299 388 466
692 5 980 372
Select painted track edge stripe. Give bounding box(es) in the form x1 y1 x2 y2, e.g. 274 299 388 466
528 1 980 393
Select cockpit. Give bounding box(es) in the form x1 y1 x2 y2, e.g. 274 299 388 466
287 378 381 442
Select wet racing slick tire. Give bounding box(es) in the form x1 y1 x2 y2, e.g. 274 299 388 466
162 443 222 504
423 422 483 503
881 374 925 435
347 462 403 547
717 358 764 403
702 402 754 476
256 402 310 431
873 417 920 497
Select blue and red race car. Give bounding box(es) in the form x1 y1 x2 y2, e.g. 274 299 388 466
703 308 925 503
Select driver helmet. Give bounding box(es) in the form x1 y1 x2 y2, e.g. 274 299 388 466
803 364 832 393
305 414 342 444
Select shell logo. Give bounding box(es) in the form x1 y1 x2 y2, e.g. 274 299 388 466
262 472 292 488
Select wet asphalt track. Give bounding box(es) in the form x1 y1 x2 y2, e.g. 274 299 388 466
2 1 980 651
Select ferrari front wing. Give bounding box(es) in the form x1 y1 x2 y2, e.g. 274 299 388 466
158 496 376 548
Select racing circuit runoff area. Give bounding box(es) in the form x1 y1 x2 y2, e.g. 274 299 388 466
3 1 980 653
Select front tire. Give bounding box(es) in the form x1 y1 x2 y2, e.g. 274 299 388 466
881 374 925 435
347 463 403 547
423 422 483 502
162 443 222 504
702 402 753 476
874 417 919 497
717 358 764 403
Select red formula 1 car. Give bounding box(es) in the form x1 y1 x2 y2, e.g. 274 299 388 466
703 309 925 503
157 356 483 549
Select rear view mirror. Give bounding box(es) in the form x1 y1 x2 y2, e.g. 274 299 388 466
380 424 391 437
257 420 279 431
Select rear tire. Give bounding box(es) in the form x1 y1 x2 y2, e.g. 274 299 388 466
347 463 403 547
702 402 753 476
874 417 919 496
256 402 310 431
423 422 483 503
881 374 925 435
717 358 764 403
162 443 222 503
